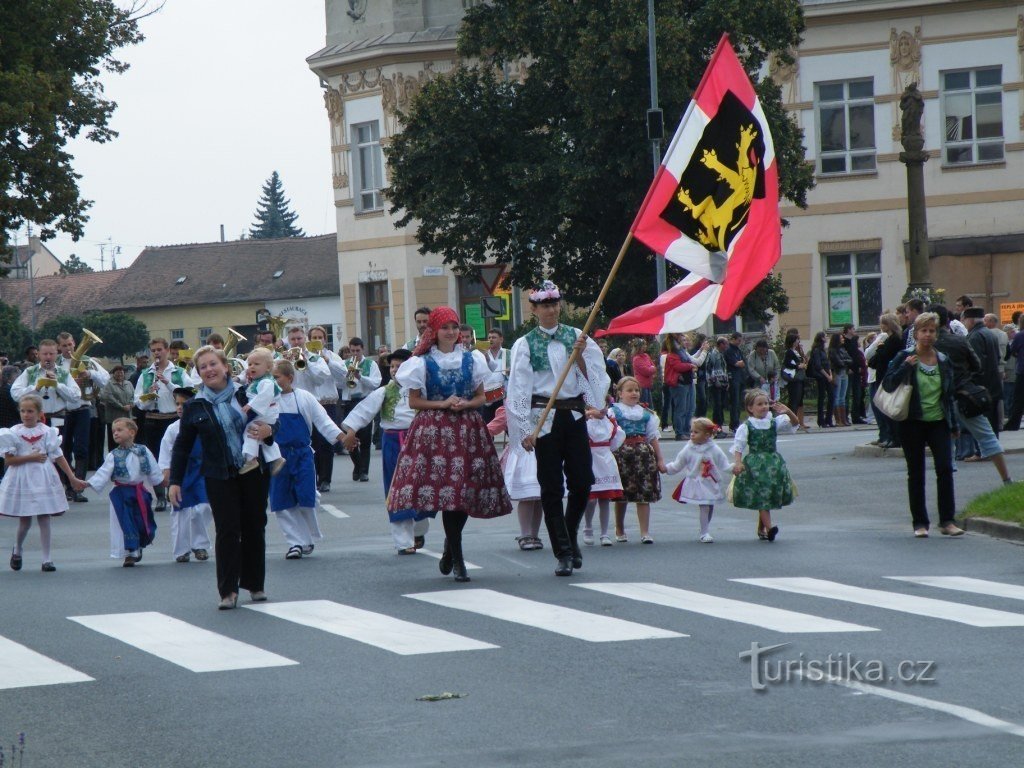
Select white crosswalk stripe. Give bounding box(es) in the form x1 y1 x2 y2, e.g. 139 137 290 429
886 576 1024 602
68 612 299 672
733 577 1024 627
245 599 497 654
574 582 878 633
406 588 685 642
320 504 349 519
0 635 93 690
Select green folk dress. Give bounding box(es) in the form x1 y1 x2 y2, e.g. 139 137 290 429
732 418 795 510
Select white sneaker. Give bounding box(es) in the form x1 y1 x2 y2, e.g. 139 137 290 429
582 529 595 546
699 533 714 543
600 535 613 546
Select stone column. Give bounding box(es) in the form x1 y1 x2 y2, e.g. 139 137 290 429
898 83 931 296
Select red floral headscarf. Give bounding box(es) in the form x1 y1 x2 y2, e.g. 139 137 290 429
413 306 460 356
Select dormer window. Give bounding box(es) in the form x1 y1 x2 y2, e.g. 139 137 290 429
273 270 284 279
175 276 187 285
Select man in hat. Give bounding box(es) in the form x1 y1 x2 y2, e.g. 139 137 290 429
506 280 610 576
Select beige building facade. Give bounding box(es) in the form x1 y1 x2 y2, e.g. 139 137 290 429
773 0 1024 335
307 0 523 350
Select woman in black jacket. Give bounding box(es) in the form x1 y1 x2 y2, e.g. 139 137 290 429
781 329 808 430
867 313 905 448
169 346 276 609
828 332 852 426
881 312 962 537
808 332 833 428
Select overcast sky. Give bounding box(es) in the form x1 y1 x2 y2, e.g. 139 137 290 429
40 0 333 270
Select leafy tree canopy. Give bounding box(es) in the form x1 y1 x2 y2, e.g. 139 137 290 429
386 0 812 319
0 1 150 253
249 171 305 239
37 311 149 360
59 254 95 274
0 301 34 359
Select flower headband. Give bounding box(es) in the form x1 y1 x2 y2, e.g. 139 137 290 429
528 280 562 304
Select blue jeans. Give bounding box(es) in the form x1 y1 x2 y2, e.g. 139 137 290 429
832 371 849 408
671 384 695 438
869 381 895 443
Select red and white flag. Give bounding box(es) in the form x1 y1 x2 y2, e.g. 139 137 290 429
599 34 780 337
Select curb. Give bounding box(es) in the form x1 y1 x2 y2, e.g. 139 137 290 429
854 444 1024 459
963 516 1024 543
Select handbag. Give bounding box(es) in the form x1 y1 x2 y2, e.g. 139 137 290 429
956 381 992 418
873 379 913 421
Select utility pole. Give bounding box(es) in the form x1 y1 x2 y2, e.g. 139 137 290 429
647 0 666 296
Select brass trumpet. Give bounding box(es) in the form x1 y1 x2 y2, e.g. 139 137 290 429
224 327 246 359
346 359 359 389
288 347 308 371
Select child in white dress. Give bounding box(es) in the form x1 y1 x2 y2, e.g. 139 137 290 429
663 417 733 542
487 405 544 551
2 394 77 572
240 349 285 475
83 417 165 566
582 407 624 546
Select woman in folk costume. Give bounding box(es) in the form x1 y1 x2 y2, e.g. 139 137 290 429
268 359 344 559
341 348 434 554
388 307 511 582
505 280 610 576
85 417 165 567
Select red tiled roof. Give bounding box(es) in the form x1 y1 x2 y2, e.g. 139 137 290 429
0 270 128 328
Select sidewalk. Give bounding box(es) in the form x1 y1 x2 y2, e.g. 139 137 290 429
853 424 1024 458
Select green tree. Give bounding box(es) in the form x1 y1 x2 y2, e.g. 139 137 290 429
0 1 152 253
386 0 812 320
59 254 95 274
249 171 305 239
36 311 148 360
0 301 34 359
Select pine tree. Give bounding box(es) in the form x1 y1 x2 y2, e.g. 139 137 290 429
249 171 305 239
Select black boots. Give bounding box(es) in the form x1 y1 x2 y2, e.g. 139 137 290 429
439 537 470 582
555 556 573 576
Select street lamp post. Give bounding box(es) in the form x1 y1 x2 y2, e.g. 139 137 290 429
647 0 666 296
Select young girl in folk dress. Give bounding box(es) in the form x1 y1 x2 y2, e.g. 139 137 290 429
388 307 512 582
731 390 798 542
611 377 667 544
2 394 77 572
486 406 544 551
582 406 624 546
663 417 733 543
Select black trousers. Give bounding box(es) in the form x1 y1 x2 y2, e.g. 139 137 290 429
814 376 834 426
849 372 865 420
901 418 955 530
312 429 334 485
143 416 173 499
205 471 270 598
1005 375 1024 429
341 398 372 477
536 409 594 559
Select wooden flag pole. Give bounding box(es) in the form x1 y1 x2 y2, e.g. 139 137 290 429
529 230 635 443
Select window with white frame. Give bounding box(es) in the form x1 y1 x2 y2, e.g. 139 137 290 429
815 79 876 174
352 121 384 212
170 328 184 341
198 327 212 343
942 67 1003 164
824 251 882 328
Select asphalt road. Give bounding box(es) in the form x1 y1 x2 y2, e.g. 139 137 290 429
1 427 1023 767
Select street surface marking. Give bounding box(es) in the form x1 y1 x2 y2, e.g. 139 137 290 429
245 600 497 655
405 588 685 642
68 612 298 672
321 504 349 519
798 668 1024 739
574 582 878 633
733 578 1024 627
0 635 93 690
416 548 482 570
886 576 1024 602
